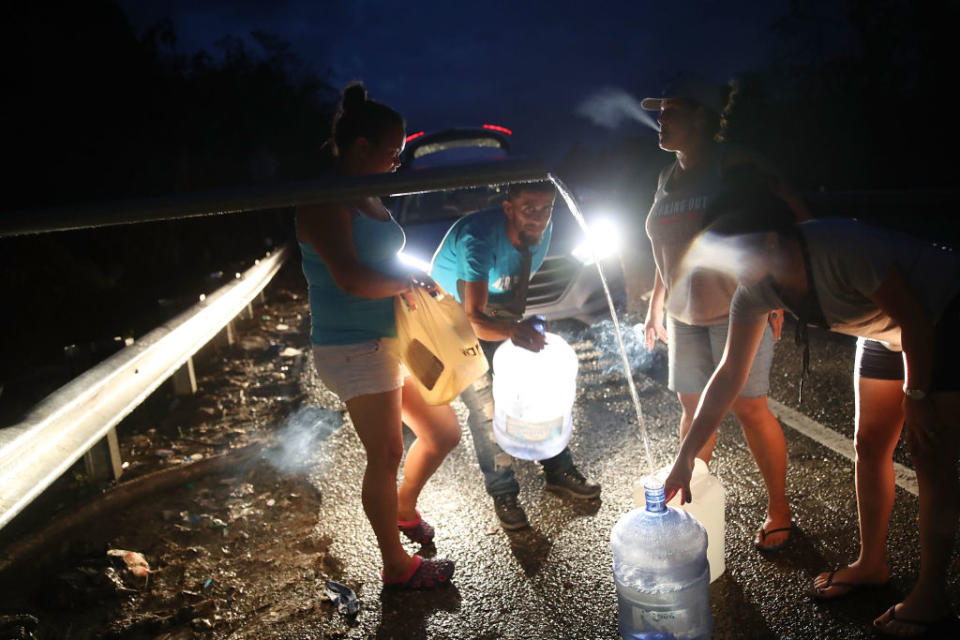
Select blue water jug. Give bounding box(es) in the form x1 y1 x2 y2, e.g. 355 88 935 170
610 481 712 640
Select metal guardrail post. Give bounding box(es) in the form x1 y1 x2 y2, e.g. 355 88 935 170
213 321 237 348
83 427 123 483
172 357 198 396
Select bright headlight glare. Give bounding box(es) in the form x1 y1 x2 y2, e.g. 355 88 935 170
572 217 622 264
397 251 432 274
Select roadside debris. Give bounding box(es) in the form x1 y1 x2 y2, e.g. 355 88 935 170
0 281 339 639
0 614 38 640
324 581 359 616
107 548 152 578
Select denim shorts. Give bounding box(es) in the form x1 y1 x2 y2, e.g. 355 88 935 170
666 316 774 398
311 338 406 402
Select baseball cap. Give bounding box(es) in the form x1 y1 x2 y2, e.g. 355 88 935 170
640 74 728 113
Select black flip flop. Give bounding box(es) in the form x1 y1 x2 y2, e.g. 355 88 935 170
810 568 888 600
873 604 956 638
755 522 794 551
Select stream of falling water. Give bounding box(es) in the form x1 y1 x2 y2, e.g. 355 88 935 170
549 174 656 477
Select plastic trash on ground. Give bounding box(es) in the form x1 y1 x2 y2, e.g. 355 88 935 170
324 580 359 615
106 549 151 578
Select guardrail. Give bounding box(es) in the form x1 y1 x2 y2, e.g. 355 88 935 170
0 159 563 533
0 247 288 530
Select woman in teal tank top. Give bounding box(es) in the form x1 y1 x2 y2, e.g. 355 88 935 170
296 83 457 589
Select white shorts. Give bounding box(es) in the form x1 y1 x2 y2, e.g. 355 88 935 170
311 338 406 402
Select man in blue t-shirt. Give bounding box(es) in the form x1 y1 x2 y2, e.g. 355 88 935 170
430 181 600 531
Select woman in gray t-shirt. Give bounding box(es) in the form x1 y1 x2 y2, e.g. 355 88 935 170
664 213 960 636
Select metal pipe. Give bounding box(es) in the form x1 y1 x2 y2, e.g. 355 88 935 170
0 158 551 238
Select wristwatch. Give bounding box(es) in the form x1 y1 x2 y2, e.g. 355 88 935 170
904 388 928 401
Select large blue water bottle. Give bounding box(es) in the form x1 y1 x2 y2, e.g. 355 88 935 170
610 480 712 640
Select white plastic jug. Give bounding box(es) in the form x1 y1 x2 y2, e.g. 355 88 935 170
632 458 726 582
491 331 578 461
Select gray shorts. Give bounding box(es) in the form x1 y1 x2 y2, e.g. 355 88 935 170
666 317 774 398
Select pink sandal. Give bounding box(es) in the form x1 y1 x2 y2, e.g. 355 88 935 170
398 510 435 544
382 555 455 589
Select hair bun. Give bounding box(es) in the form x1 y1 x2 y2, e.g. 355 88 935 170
341 82 367 112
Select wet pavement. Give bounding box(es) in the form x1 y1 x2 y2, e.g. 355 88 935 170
285 312 959 639
2 270 959 639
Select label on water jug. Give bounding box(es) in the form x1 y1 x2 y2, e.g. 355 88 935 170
632 608 680 627
629 604 706 638
504 415 563 443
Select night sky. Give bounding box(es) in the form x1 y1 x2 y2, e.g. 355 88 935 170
117 0 852 160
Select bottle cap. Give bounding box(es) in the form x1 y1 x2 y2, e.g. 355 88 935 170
530 314 547 336
642 477 667 512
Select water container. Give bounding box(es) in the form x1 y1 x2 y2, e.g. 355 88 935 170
611 481 712 640
632 459 726 582
491 325 578 461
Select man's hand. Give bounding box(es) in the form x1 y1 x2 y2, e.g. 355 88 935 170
768 309 784 340
663 454 695 505
510 318 546 352
643 314 668 351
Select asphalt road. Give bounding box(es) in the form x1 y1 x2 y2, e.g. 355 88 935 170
282 317 960 639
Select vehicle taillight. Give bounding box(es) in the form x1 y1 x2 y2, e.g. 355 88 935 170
482 124 512 135
405 131 425 143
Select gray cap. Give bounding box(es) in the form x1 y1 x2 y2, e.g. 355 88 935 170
640 74 728 113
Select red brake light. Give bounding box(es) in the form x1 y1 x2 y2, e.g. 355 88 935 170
405 131 425 143
482 124 512 135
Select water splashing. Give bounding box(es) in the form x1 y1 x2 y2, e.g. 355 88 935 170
587 319 662 376
576 87 660 132
549 175 656 476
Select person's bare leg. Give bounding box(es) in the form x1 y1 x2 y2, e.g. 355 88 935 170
814 377 902 595
396 376 462 521
345 388 413 580
731 395 792 547
875 392 959 633
678 392 717 463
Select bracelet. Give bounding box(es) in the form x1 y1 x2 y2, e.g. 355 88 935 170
903 388 927 401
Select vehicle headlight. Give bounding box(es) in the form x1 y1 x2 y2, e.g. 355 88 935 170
397 251 432 274
572 217 622 265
